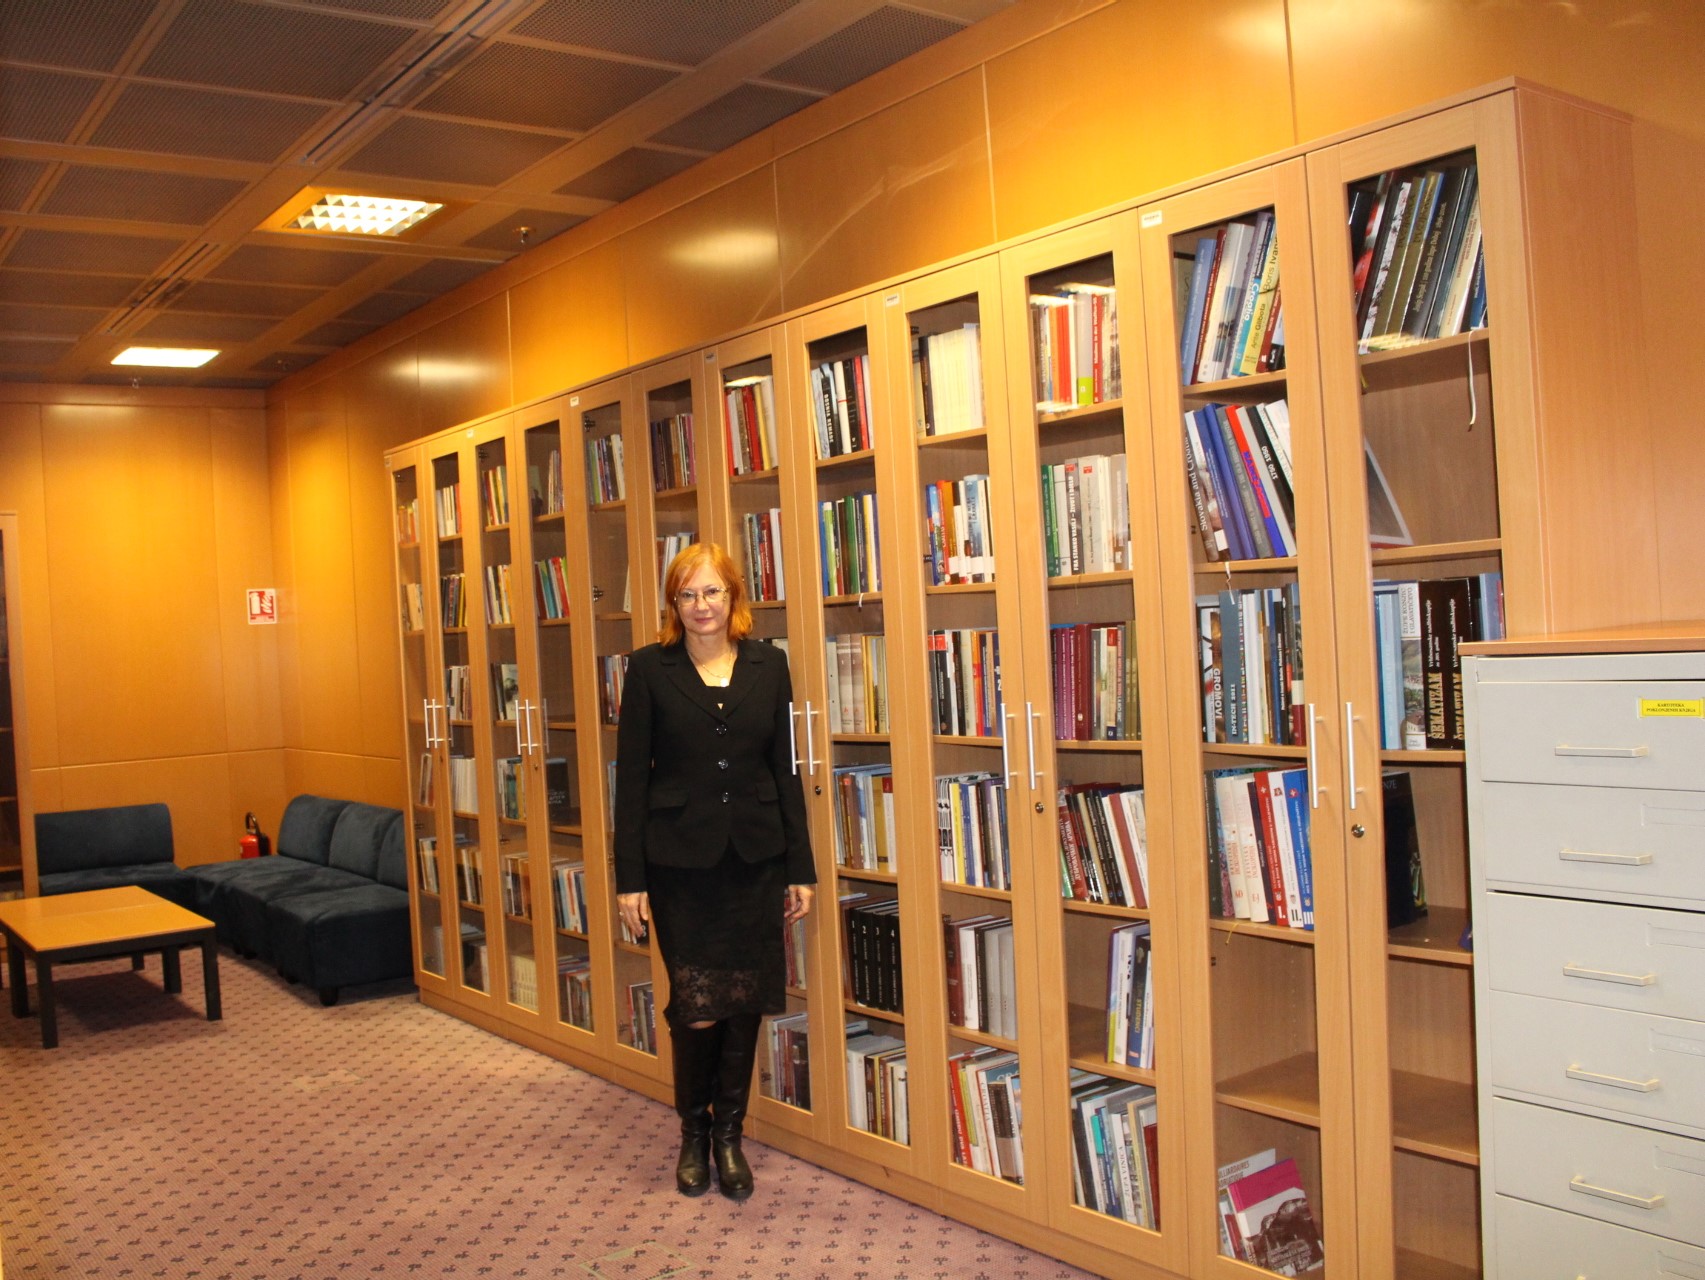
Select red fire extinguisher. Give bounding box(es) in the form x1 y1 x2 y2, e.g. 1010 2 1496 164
240 812 271 859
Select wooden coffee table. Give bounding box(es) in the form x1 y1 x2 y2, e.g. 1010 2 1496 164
0 885 221 1048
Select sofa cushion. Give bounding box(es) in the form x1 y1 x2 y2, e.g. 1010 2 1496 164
276 795 350 866
223 863 370 961
266 883 413 992
326 803 400 880
35 803 174 875
184 857 316 938
39 864 197 910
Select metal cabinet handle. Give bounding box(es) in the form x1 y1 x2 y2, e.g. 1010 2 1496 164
1569 1175 1665 1210
805 701 820 773
1567 1064 1661 1092
1307 703 1322 810
999 702 1017 787
1564 961 1656 987
1345 701 1361 811
1026 701 1043 791
1555 744 1649 758
788 702 802 777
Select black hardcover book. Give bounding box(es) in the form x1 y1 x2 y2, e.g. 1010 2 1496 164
1381 770 1428 928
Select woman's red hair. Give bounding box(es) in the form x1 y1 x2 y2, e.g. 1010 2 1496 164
657 541 753 645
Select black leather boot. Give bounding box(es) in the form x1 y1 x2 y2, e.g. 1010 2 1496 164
710 1013 760 1201
671 1021 722 1196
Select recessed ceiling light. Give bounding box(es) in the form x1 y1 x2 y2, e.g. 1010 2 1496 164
288 193 443 237
112 346 220 368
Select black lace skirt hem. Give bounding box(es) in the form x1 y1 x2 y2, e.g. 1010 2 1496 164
648 847 787 1027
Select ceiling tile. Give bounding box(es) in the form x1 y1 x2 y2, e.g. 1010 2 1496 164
0 301 103 336
338 290 427 326
2 228 180 275
0 67 104 143
766 6 964 95
292 0 451 18
0 337 75 368
458 210 584 254
651 82 819 153
210 243 381 287
199 374 279 388
171 279 322 317
0 269 141 307
555 147 699 203
390 257 499 293
0 0 157 72
139 0 418 99
415 42 676 133
248 349 325 375
40 165 247 225
344 115 567 186
135 310 277 343
299 317 381 347
89 83 334 163
515 0 801 67
0 159 49 212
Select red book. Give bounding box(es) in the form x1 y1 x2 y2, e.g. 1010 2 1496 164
1189 229 1227 384
1225 1157 1324 1275
1248 773 1289 925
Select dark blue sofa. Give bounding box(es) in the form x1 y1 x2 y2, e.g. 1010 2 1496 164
186 795 413 1006
35 803 197 908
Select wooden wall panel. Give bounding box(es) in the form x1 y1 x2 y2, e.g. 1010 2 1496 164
54 753 233 867
28 768 62 816
986 0 1294 239
210 407 284 754
416 292 511 437
776 71 995 309
284 747 401 809
41 404 227 764
621 167 781 366
226 746 288 864
0 402 57 768
267 398 302 749
510 239 629 405
281 384 363 757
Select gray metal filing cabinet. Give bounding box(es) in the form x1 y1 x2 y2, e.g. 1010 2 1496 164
1466 647 1705 1279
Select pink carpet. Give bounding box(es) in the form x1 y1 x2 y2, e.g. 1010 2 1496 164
0 954 1097 1279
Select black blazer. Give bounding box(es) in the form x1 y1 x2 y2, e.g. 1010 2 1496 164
613 638 815 895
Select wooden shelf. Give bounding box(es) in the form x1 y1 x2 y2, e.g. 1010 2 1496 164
1037 397 1125 427
1358 328 1489 393
1201 741 1308 760
589 498 629 512
1388 906 1473 966
925 580 995 594
831 731 890 744
1048 570 1131 588
1381 748 1466 765
917 426 990 447
837 865 898 884
1393 1248 1479 1280
844 997 905 1024
948 1023 1020 1052
824 590 883 606
1390 1071 1478 1165
939 880 1013 902
1061 897 1152 920
1055 737 1142 752
1193 555 1298 574
730 466 780 482
1181 368 1288 399
1216 1053 1322 1127
1209 917 1317 945
1067 1003 1157 1085
816 447 877 469
1370 538 1500 568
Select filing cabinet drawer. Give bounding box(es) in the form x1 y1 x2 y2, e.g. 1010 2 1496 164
1482 989 1705 1136
1483 891 1705 1021
1478 782 1705 908
1490 1098 1705 1246
1492 1195 1705 1280
1475 679 1705 790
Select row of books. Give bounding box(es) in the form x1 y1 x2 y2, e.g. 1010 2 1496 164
1030 282 1121 411
928 626 1002 737
937 772 1011 890
943 912 1015 1038
400 581 425 632
784 915 807 990
912 323 985 437
832 763 895 873
1351 160 1485 353
528 449 564 518
559 954 592 1030
396 497 419 543
1051 621 1140 742
454 834 483 902
507 952 537 1011
534 553 569 620
1373 573 1503 751
818 492 881 596
923 474 994 585
1179 211 1286 386
762 1010 811 1109
650 412 696 491
495 756 525 822
1206 766 1315 928
444 663 472 720
1197 584 1306 746
1106 921 1154 1069
551 860 588 933
724 373 778 476
1069 1072 1159 1228
440 571 468 629
655 532 695 605
416 836 440 894
489 662 518 722
435 482 461 537
842 894 903 1014
481 463 510 528
415 753 435 807
449 754 479 816
1217 1150 1324 1274
1056 782 1149 908
626 981 657 1054
597 654 627 725
823 632 889 734
585 432 625 505
1043 452 1131 575
948 1046 1023 1183
484 563 514 626
462 932 488 991
1183 400 1297 562
846 1021 909 1141
740 507 786 602
809 353 874 459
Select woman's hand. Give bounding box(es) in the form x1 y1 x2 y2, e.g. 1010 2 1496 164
784 884 815 922
618 891 650 938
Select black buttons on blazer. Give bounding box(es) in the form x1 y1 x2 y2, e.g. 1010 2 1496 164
715 723 729 735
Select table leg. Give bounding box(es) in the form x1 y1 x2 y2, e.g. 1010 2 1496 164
7 935 27 1018
201 936 221 1022
162 946 182 994
132 953 145 970
35 955 57 1049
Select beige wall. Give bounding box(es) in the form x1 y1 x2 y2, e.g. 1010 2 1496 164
0 385 288 870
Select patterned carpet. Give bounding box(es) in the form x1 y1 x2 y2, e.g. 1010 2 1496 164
0 954 1095 1280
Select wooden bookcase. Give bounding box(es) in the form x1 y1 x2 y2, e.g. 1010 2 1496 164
0 513 29 904
386 84 1658 1280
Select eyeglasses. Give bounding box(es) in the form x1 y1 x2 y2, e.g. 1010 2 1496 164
675 585 728 607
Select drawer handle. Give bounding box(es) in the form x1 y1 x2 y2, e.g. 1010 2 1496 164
1564 961 1657 986
1567 1064 1661 1092
1554 743 1650 758
1560 847 1654 866
1569 1174 1665 1210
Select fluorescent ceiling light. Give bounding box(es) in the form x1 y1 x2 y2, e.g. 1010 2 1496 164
288 194 442 236
112 346 220 368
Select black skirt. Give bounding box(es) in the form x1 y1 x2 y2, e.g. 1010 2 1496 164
647 846 788 1027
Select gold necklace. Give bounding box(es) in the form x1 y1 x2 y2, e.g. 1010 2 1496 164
692 647 735 684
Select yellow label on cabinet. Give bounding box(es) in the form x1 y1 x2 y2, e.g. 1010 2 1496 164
1638 698 1704 718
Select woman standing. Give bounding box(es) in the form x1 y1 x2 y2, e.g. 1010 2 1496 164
614 543 816 1200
